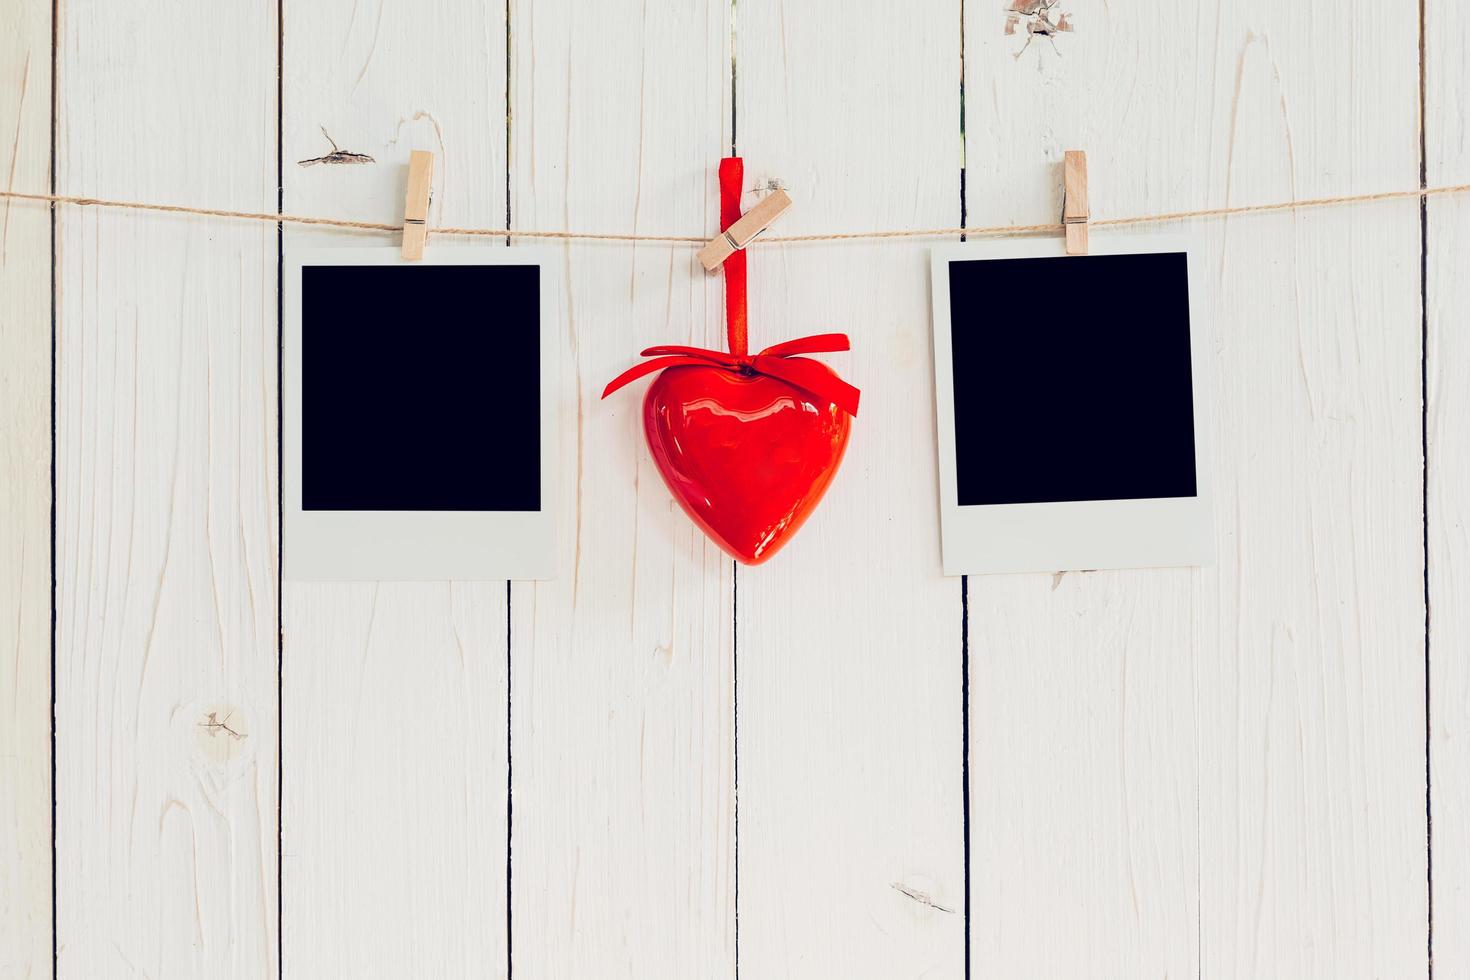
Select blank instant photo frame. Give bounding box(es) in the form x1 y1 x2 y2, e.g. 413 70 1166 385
285 247 556 580
929 234 1213 575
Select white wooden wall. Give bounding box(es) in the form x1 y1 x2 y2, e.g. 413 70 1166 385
1 0 1463 977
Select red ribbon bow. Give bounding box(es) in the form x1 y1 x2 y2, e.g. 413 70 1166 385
601 157 860 417
601 334 861 416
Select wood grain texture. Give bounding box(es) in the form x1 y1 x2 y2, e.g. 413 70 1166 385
53 0 280 974
508 1 736 975
1427 0 1468 973
964 1 1426 977
0 0 51 974
1191 6 1426 974
734 2 966 976
280 2 511 975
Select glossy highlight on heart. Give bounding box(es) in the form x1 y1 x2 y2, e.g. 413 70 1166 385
643 364 852 564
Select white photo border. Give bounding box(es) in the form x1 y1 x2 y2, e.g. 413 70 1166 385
928 233 1214 576
284 246 557 581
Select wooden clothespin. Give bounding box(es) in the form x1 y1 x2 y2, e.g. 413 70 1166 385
1062 150 1089 255
401 150 434 261
696 188 793 272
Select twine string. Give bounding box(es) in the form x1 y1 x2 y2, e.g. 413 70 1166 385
2 182 1467 245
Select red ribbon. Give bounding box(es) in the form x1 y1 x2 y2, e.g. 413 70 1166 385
601 156 860 417
721 157 749 358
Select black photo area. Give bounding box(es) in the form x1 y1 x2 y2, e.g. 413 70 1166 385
948 251 1197 507
302 263 540 511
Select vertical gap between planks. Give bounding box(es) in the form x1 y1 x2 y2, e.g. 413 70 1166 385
957 0 966 235
732 559 739 979
48 0 59 972
1417 0 1433 975
960 578 970 978
728 0 737 157
505 579 513 980
505 0 513 249
957 0 971 976
275 0 286 976
729 3 740 975
504 1 515 974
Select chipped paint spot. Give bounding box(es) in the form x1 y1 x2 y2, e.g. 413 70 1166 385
1005 0 1073 58
891 881 957 914
298 127 375 167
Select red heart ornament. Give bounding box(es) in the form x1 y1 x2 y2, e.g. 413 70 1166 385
602 156 860 565
643 364 852 564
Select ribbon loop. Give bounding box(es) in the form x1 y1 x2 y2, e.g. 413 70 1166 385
601 332 860 417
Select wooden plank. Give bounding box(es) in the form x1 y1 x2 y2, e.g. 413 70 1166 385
0 0 52 974
965 2 1426 977
279 1 511 975
507 1 736 976
966 574 1197 976
281 583 508 976
963 20 1203 965
1427 1 1469 973
1189 5 1425 970
733 2 966 976
53 1 279 974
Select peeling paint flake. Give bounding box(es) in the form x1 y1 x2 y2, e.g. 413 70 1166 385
297 126 375 167
891 881 957 914
1005 0 1074 58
